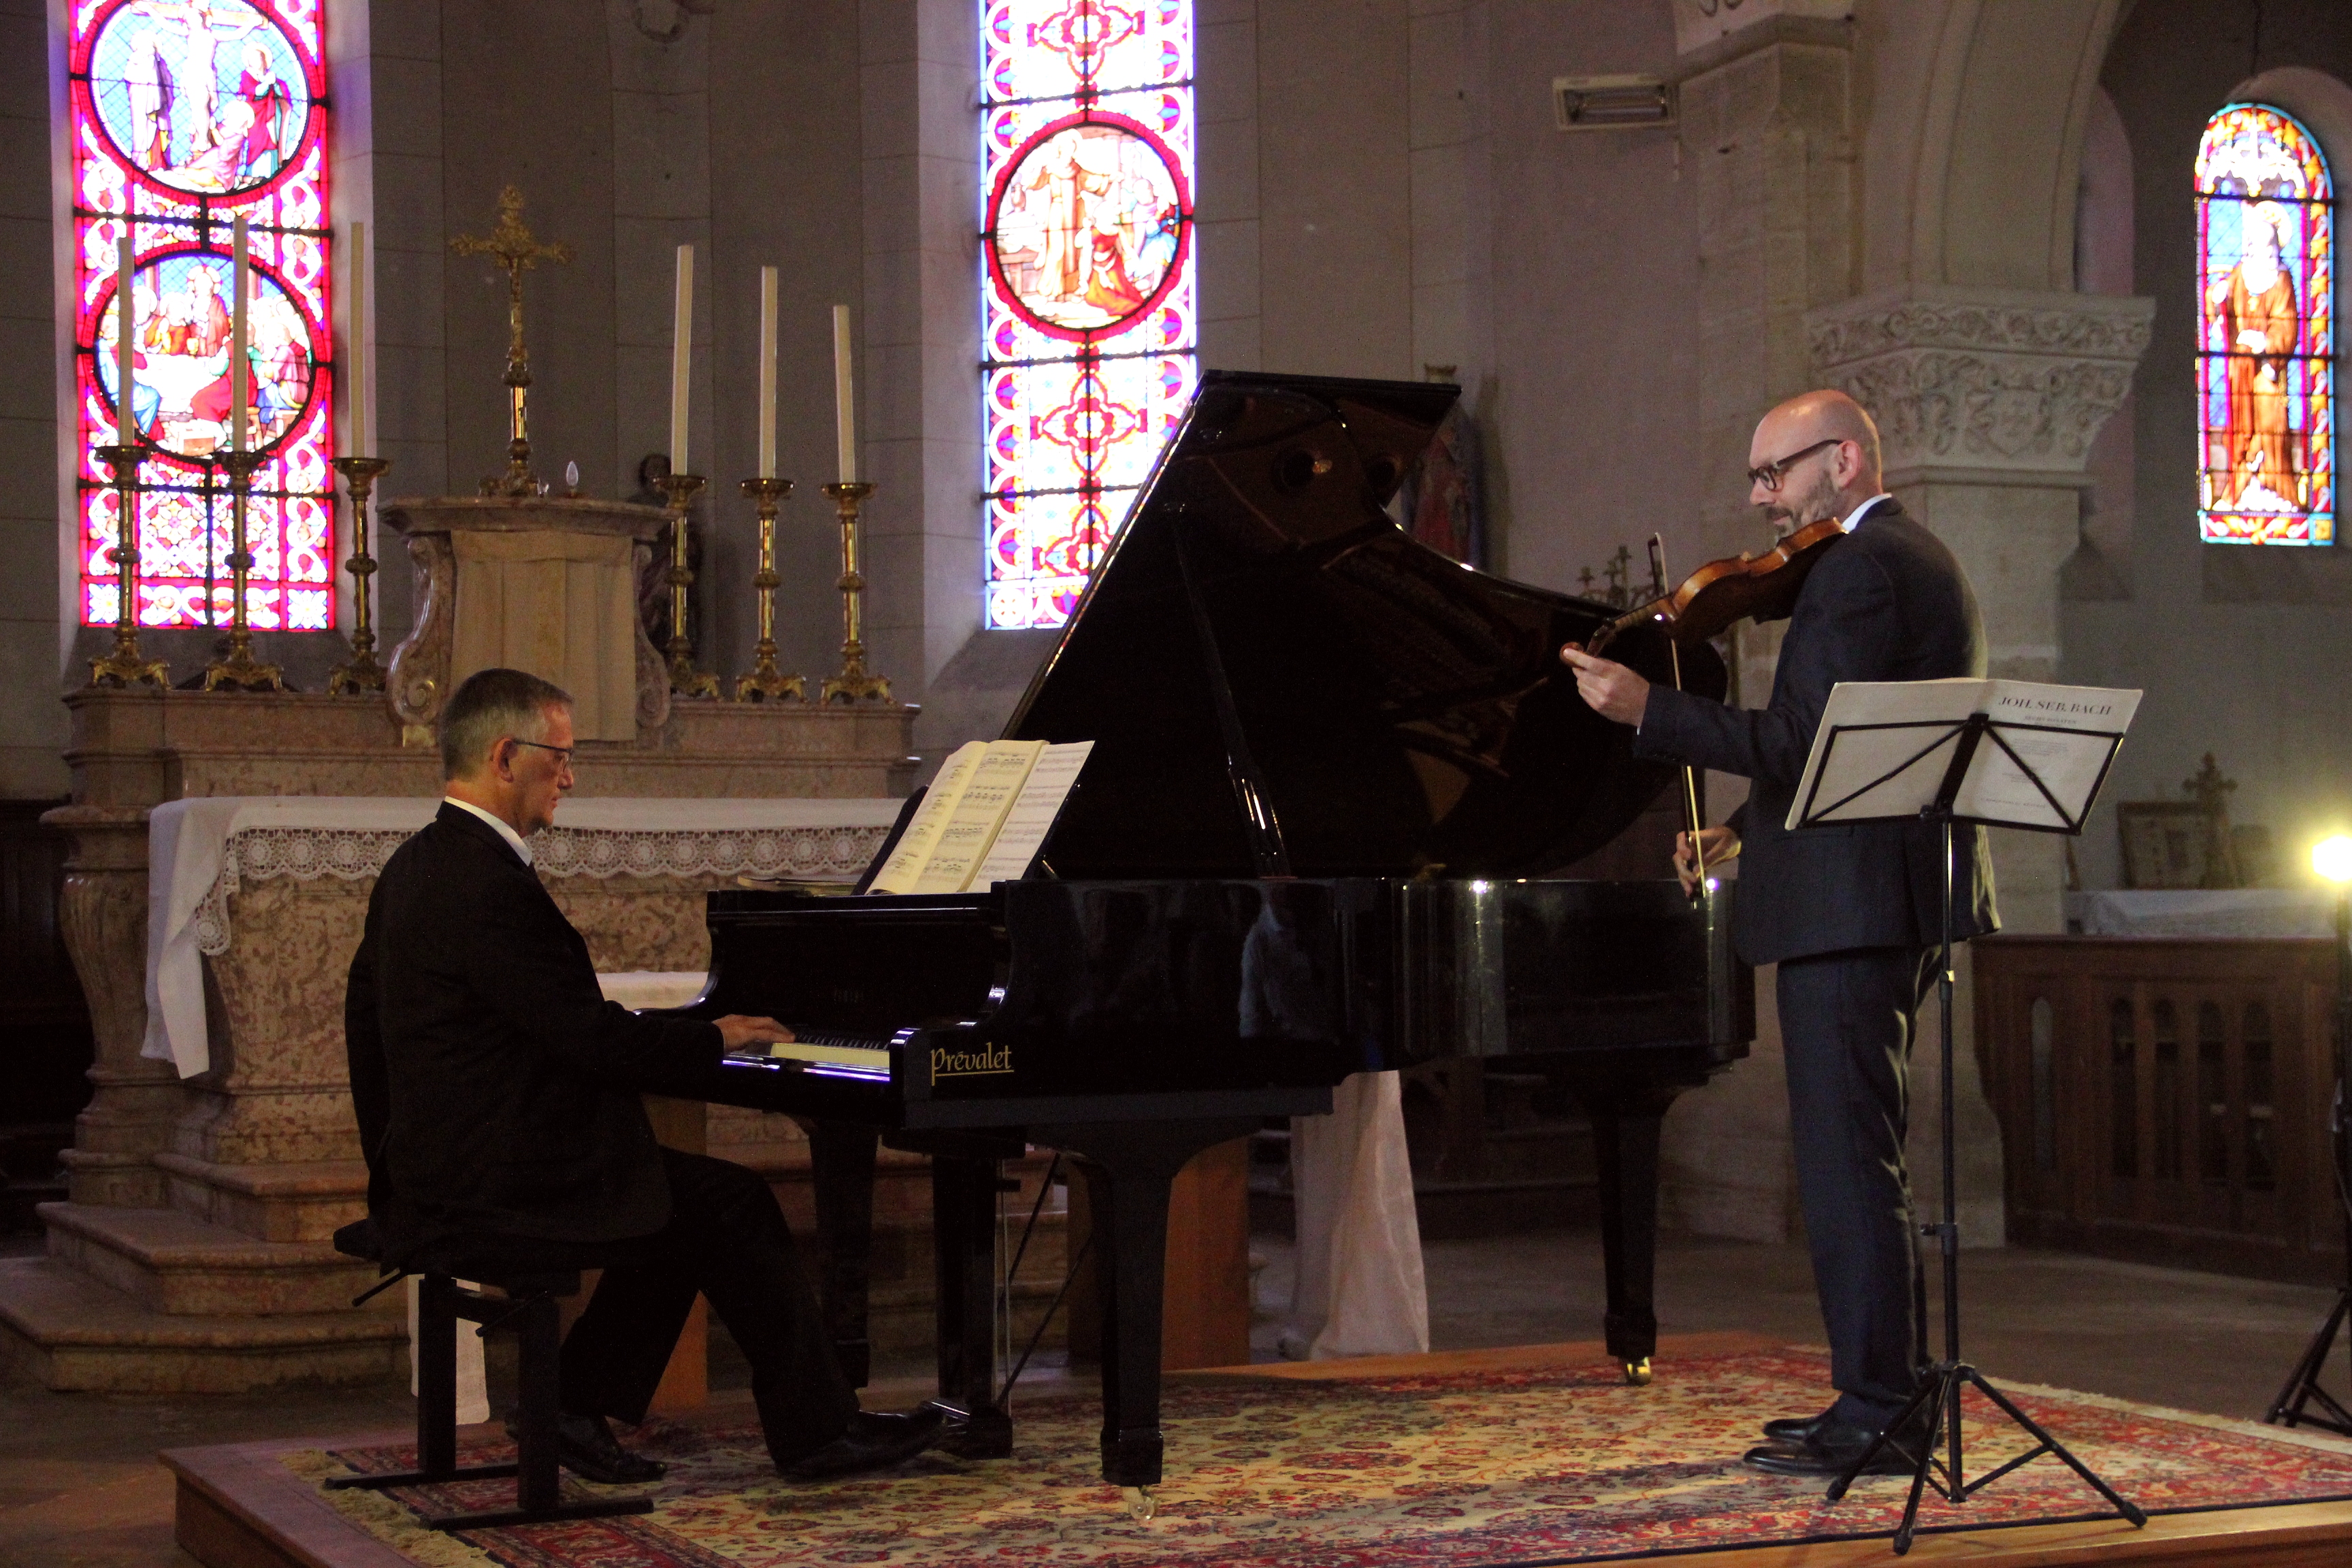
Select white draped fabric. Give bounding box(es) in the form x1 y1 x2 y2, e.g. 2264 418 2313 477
2065 888 2337 938
1288 1070 1429 1360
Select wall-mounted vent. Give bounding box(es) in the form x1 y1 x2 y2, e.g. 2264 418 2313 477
1552 75 1676 132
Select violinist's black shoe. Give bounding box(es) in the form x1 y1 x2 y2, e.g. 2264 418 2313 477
504 1410 668 1484
1760 1403 1837 1443
1743 1414 1932 1479
777 1407 945 1482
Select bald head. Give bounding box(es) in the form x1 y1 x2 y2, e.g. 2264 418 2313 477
1747 389 1885 536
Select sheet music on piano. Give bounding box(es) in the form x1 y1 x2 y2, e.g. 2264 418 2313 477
865 739 1094 894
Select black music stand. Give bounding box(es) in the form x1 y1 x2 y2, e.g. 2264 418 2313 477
2264 874 2352 1437
1788 687 2145 1555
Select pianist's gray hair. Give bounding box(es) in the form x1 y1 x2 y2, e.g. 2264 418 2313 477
438 667 573 781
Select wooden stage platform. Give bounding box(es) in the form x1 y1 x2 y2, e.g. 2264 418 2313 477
163 1336 2352 1568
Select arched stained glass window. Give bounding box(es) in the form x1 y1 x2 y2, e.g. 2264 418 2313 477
69 0 335 631
980 0 1195 630
2195 103 2333 546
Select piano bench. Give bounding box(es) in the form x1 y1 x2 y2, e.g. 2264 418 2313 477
327 1222 655 1533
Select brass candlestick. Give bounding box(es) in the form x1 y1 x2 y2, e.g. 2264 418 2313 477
202 448 285 691
820 480 890 704
88 443 169 689
662 472 719 698
734 475 804 701
327 455 391 694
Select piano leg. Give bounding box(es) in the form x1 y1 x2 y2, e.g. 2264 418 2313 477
1043 1115 1260 1494
1556 1071 1682 1386
930 1152 1015 1458
803 1120 877 1390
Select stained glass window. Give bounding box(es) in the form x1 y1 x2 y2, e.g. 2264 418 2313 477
980 0 1195 630
69 0 334 631
2195 103 2334 546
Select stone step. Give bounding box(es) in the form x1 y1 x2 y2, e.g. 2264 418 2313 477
39 1202 382 1316
153 1152 368 1243
0 1256 406 1393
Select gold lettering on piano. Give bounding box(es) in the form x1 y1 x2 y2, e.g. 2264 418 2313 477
930 1043 1013 1082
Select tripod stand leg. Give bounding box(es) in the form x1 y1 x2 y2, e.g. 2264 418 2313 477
1824 1365 1944 1506
1965 1370 2147 1526
1887 1371 1963 1556
2267 1289 2352 1432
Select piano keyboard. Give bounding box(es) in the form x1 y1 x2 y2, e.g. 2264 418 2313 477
766 1033 894 1073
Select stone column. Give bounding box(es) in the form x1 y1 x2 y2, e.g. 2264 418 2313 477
1808 287 2153 932
1808 284 2153 1239
1655 18 1852 1244
45 806 182 1208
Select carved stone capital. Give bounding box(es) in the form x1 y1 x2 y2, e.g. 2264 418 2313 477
1807 287 2154 479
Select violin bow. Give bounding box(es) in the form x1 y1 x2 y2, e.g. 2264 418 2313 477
1648 533 1707 896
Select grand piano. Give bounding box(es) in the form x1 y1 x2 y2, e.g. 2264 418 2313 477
662 370 1754 1501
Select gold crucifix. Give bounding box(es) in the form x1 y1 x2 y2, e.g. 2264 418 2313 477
451 186 572 495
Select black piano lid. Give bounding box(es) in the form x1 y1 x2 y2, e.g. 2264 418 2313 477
1002 370 1726 882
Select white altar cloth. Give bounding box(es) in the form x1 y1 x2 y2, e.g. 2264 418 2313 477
144 796 902 1077
2065 888 2336 938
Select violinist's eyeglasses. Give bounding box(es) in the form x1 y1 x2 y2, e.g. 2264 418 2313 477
509 738 576 770
1746 438 1843 493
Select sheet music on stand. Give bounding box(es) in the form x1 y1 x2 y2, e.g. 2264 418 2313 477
1787 677 2141 834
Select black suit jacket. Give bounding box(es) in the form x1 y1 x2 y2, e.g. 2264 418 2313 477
344 803 723 1253
1633 500 1999 966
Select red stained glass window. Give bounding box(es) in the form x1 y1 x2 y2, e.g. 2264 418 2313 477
2195 103 2334 546
981 0 1194 630
69 0 335 631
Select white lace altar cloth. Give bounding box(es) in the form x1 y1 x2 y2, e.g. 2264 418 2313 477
144 796 902 1077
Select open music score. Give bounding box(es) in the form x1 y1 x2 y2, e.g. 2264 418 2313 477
867 738 1094 895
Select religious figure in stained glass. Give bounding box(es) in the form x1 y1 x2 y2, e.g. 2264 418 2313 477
2195 104 2334 545
981 1 1195 630
69 0 334 632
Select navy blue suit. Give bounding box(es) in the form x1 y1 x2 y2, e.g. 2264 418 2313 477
1633 498 1999 1423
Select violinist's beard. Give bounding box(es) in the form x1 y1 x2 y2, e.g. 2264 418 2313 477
1767 466 1842 537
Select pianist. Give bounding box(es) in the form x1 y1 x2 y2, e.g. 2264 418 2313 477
1561 391 1997 1478
344 667 941 1484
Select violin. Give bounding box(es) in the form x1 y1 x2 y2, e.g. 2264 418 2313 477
1583 517 1846 657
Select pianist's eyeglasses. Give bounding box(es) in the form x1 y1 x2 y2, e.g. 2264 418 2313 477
509 738 576 770
1746 438 1843 493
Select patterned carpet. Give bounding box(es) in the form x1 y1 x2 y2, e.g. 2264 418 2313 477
289 1344 2352 1567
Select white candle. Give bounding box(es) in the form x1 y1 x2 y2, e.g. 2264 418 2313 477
348 220 369 457
832 303 856 483
757 267 779 480
670 244 693 474
229 214 248 453
115 235 135 444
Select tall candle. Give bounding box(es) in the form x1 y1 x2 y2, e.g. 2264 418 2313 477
670 244 693 474
229 214 248 453
757 267 779 479
832 303 856 483
348 220 369 457
115 235 135 444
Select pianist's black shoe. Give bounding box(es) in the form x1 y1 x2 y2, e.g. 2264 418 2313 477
777 1407 945 1482
501 1410 668 1485
1743 1411 1932 1479
1760 1403 1837 1443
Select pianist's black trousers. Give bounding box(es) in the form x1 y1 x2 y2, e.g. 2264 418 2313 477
557 1149 859 1464
1778 945 1939 1428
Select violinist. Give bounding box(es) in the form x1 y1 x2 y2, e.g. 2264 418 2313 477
1560 389 1998 1479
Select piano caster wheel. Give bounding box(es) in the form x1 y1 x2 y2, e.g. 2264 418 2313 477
1622 1358 1653 1386
1122 1486 1158 1520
